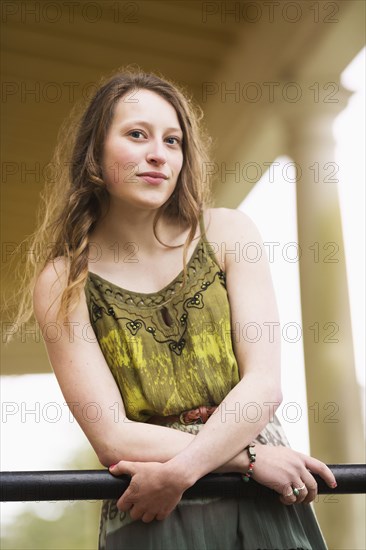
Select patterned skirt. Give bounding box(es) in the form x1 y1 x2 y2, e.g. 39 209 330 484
98 415 328 550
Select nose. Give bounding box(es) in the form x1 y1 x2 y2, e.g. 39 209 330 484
146 139 167 165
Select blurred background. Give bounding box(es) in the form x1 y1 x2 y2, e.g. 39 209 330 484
1 1 365 548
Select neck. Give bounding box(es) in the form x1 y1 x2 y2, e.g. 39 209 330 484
90 202 187 257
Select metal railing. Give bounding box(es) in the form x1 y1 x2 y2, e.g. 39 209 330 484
1 464 365 502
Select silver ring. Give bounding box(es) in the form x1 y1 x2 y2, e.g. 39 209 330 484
286 484 306 497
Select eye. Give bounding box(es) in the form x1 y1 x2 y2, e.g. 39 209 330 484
166 136 182 146
129 130 145 139
128 130 182 146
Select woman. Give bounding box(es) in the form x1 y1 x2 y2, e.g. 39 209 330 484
16 69 336 549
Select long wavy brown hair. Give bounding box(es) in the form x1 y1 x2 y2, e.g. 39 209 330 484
6 66 214 340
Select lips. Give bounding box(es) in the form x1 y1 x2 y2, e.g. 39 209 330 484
138 175 166 185
138 172 168 179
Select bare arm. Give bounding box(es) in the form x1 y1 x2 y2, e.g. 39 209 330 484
106 209 336 522
33 257 249 473
166 209 283 483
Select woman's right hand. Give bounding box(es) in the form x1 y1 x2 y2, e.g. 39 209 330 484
250 443 337 505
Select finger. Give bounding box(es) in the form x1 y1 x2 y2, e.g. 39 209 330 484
291 480 308 504
109 460 135 476
117 495 133 512
117 480 140 511
280 483 298 506
129 506 143 521
301 471 318 504
279 494 296 506
141 512 156 523
303 456 337 488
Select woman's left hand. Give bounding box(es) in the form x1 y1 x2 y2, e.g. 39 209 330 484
109 460 189 523
250 443 337 505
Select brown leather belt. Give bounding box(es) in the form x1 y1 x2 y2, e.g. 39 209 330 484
147 405 218 426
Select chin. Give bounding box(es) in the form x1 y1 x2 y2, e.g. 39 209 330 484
132 198 171 211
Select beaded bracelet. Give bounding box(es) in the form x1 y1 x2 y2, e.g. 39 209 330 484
241 442 256 482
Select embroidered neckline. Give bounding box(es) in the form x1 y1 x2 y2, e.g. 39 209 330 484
89 268 226 355
87 234 206 301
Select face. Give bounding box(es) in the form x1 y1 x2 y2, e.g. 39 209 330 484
101 88 184 212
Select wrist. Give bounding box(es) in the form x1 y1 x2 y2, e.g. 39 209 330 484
241 442 257 482
213 452 247 474
163 456 198 490
240 446 252 473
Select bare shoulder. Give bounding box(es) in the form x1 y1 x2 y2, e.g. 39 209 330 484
203 208 263 270
34 256 69 300
33 256 87 325
206 207 260 235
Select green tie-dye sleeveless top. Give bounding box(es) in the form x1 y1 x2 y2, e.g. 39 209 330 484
84 211 240 422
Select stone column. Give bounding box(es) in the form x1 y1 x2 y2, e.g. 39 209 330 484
280 80 364 549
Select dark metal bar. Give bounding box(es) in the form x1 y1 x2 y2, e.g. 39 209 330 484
1 464 365 502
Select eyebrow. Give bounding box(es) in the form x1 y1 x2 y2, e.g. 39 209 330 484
121 119 183 135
